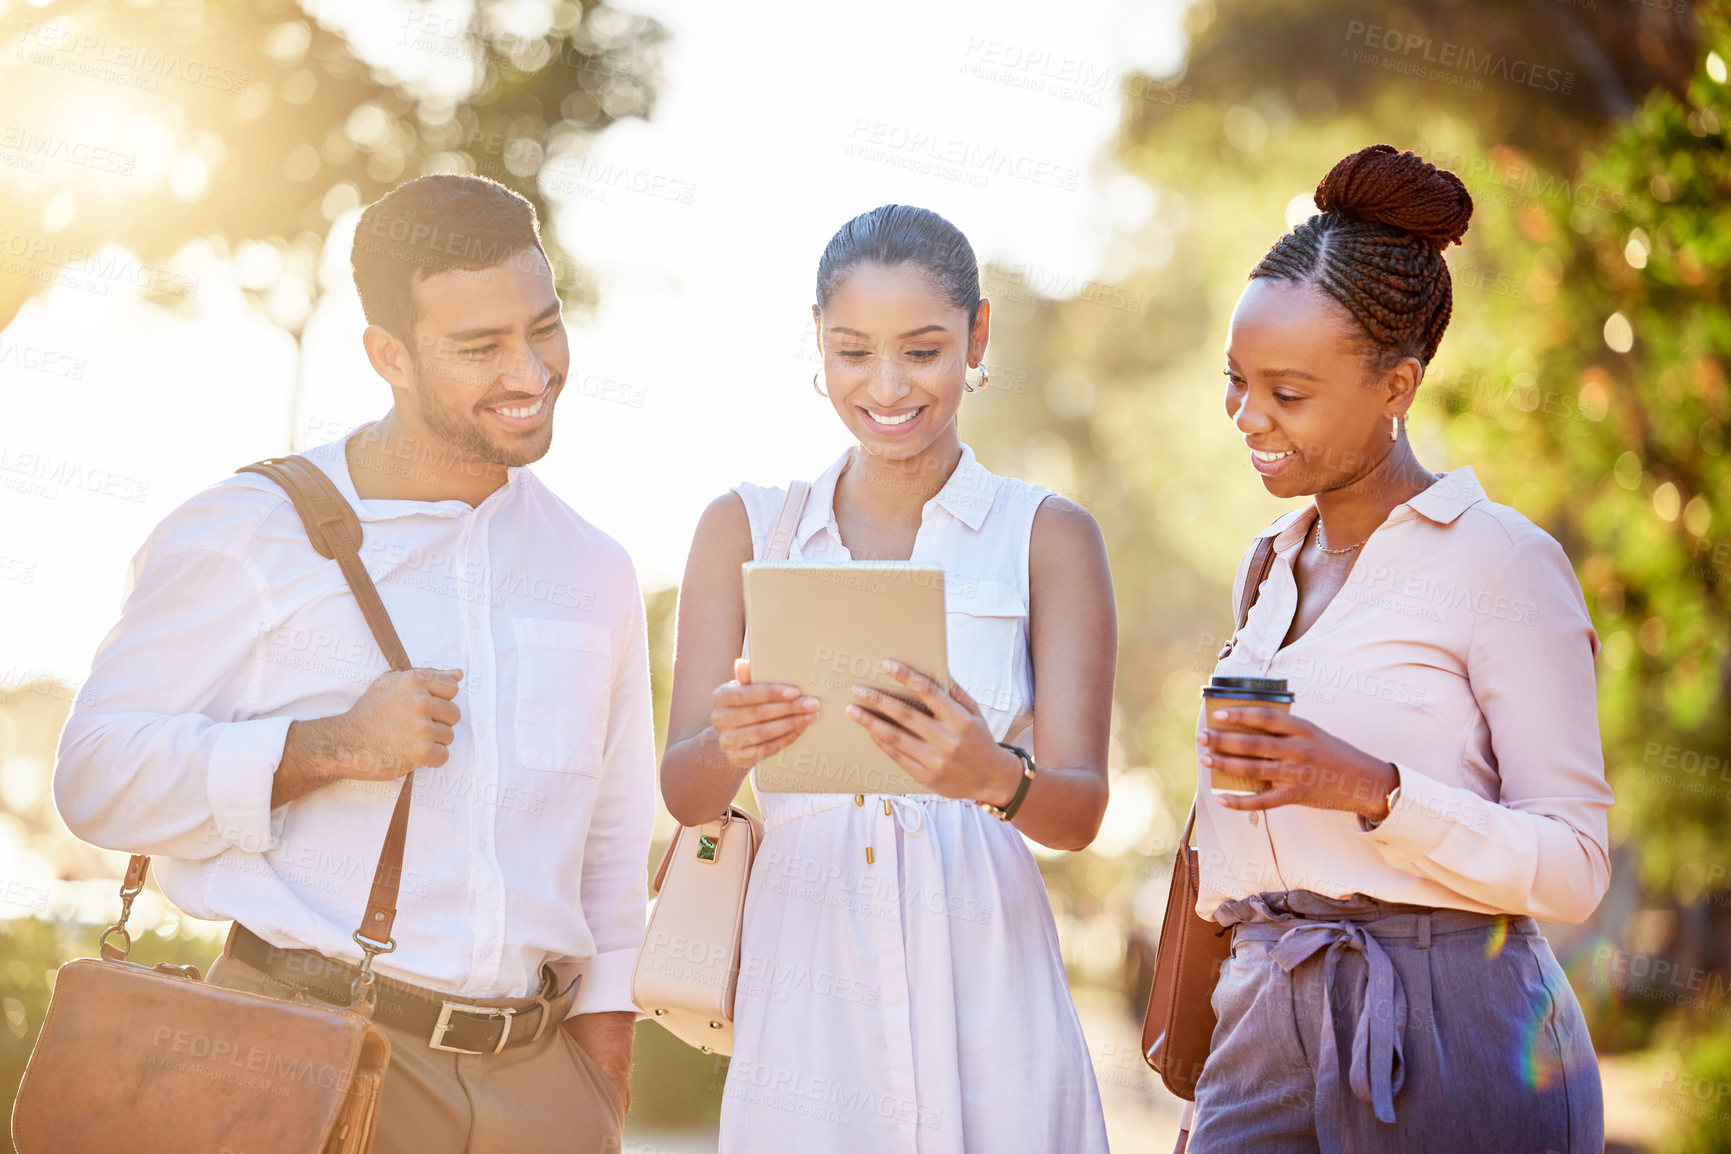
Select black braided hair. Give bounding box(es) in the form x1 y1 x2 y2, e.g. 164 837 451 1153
1251 144 1473 367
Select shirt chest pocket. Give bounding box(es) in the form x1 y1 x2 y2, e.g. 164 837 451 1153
513 618 613 776
944 578 1027 721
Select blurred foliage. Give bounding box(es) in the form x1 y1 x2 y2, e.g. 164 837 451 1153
646 585 676 766
1145 0 1700 167
0 0 664 333
1662 1023 1731 1154
629 1017 728 1132
1515 30 1730 901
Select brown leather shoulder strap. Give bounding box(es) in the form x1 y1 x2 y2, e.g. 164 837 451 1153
235 454 416 955
1234 535 1278 634
239 457 412 672
1179 804 1199 851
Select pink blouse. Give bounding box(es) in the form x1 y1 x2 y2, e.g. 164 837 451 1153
1194 467 1615 925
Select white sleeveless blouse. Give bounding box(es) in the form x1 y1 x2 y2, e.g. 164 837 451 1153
720 443 1109 1154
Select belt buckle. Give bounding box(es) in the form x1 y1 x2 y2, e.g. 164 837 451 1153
430 1002 516 1055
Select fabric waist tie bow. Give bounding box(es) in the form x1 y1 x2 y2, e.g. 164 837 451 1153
1215 891 1522 1150
1267 920 1406 1145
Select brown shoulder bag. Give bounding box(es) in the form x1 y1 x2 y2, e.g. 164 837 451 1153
1141 534 1277 1100
12 455 423 1154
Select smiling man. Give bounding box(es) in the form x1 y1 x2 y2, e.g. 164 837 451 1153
54 175 652 1154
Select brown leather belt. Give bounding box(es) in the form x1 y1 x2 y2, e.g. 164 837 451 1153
228 924 573 1055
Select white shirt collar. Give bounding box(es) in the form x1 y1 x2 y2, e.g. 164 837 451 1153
301 423 524 521
793 442 996 551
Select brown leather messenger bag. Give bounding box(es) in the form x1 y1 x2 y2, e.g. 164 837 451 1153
12 455 421 1154
1141 533 1278 1100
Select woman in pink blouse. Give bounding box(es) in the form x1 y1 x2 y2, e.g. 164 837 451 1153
1183 146 1613 1153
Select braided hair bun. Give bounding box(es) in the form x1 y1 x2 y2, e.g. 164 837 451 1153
1251 144 1473 366
1314 144 1472 251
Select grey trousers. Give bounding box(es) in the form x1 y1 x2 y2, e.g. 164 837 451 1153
207 951 625 1154
1188 892 1604 1154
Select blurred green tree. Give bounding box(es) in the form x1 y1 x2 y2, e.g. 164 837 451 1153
1137 0 1700 166
0 0 663 331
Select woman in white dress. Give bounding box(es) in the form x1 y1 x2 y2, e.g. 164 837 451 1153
660 204 1115 1153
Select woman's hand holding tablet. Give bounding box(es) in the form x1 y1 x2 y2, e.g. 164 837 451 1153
710 657 821 771
847 659 1027 808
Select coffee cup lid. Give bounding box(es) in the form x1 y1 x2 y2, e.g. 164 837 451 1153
1209 676 1288 693
1202 675 1294 703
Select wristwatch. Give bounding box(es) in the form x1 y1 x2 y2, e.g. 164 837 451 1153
1362 765 1402 830
978 743 1036 822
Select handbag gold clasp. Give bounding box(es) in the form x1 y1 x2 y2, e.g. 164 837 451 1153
695 814 729 864
97 857 151 961
98 924 132 961
350 930 397 1012
152 962 203 980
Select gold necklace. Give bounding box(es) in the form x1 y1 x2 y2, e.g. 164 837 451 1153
1313 519 1368 555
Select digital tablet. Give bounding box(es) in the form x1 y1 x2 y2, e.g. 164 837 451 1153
742 562 948 794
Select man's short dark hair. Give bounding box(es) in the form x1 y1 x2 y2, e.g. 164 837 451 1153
351 174 549 343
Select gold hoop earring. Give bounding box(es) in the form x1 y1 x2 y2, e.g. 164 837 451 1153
813 370 828 398
965 364 990 393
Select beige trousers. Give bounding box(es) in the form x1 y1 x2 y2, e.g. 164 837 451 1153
206 952 625 1154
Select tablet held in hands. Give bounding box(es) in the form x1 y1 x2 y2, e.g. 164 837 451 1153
743 562 948 794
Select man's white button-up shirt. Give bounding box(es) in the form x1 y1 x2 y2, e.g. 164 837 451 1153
54 430 654 1014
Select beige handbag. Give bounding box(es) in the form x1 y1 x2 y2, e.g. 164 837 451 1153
631 481 809 1053
632 806 764 1053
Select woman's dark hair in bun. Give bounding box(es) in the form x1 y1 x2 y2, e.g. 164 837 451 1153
1251 144 1473 367
816 205 983 330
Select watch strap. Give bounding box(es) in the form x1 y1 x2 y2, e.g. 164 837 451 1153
980 742 1036 822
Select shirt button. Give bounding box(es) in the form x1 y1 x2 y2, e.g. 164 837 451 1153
1248 812 1260 827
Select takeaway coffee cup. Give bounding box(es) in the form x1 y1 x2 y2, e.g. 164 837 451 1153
1201 676 1297 795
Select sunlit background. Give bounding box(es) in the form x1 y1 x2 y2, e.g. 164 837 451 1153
2 0 1728 1149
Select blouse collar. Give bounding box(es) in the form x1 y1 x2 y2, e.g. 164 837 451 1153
794 442 996 551
1257 466 1488 551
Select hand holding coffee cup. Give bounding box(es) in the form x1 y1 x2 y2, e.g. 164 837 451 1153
1198 685 1402 819
1199 677 1295 795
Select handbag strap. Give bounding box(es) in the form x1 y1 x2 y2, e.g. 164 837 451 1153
1183 532 1280 843
106 454 419 982
648 479 810 876
1234 535 1278 640
765 480 811 562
